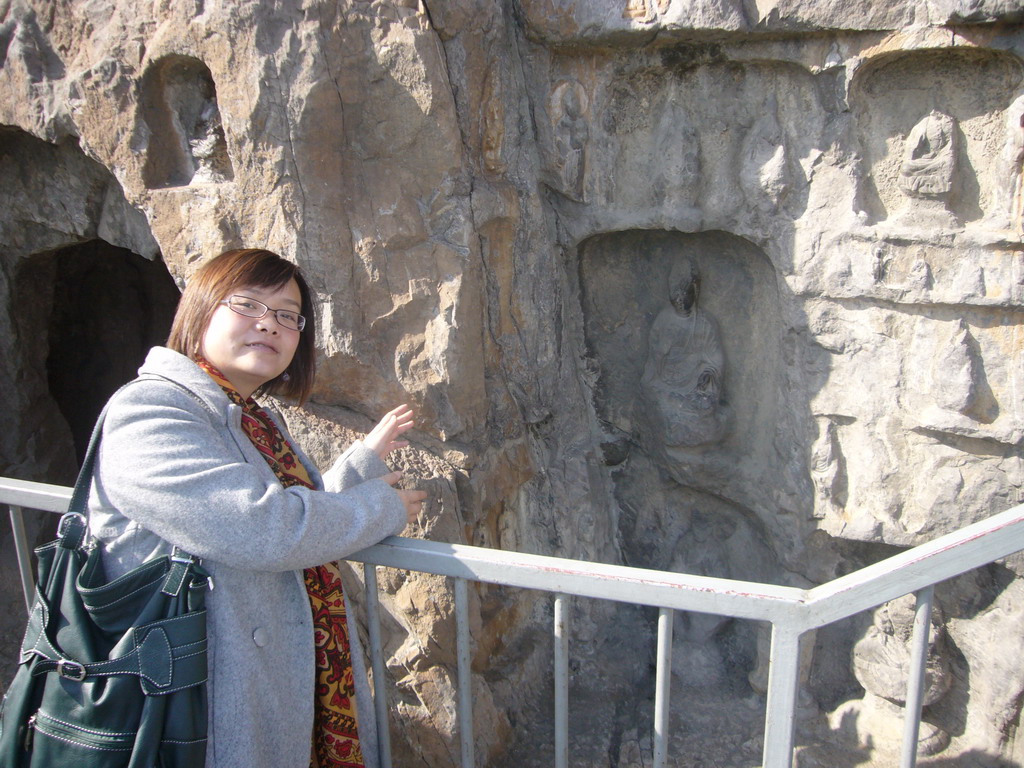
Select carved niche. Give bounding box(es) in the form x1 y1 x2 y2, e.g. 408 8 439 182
849 48 1022 227
140 55 234 188
579 230 783 505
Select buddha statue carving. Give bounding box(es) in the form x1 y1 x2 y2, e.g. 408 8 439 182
898 111 957 200
640 258 730 449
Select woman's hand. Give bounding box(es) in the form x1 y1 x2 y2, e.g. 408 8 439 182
382 471 428 527
364 404 415 460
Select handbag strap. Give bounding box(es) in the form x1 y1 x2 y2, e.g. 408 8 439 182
58 381 136 551
61 374 214 564
65 384 124 520
23 607 209 694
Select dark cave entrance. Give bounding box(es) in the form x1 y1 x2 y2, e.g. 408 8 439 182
41 240 180 464
0 127 181 691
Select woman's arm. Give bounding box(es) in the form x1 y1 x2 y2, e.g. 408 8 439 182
322 403 416 489
92 381 407 572
321 404 425 526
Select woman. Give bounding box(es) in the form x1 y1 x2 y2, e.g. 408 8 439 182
88 248 426 768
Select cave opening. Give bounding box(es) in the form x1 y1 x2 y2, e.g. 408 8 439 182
41 240 180 464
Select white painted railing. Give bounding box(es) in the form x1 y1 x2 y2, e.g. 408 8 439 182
4 474 1024 768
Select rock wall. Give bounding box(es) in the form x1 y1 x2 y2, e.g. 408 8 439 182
1 0 1023 765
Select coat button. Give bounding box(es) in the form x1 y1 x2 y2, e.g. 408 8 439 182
252 627 268 647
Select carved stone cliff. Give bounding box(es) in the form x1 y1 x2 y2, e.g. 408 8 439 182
1 0 1023 765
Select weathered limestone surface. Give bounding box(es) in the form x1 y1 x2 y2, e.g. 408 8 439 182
1 0 1023 765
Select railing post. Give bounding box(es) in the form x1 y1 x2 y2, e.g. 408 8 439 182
900 586 935 768
364 565 393 768
762 623 803 768
454 577 474 767
554 594 570 768
653 607 674 768
9 505 34 614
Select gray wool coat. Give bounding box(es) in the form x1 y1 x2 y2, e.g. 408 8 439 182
88 347 407 768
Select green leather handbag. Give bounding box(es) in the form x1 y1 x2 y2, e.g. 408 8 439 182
0 383 211 767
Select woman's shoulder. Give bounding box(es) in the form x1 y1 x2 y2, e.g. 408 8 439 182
105 347 229 422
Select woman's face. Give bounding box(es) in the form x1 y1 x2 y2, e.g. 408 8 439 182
200 279 303 399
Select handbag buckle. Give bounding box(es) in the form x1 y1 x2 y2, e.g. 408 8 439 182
170 547 212 589
171 546 197 565
56 513 86 541
56 659 87 682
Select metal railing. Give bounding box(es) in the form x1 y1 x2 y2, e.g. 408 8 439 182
4 474 1024 768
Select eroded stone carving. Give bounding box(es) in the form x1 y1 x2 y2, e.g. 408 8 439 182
640 257 730 448
810 417 844 519
884 110 960 228
907 317 998 440
907 256 932 292
623 0 671 22
831 596 952 756
898 111 957 201
482 68 507 175
740 94 793 212
871 244 888 283
550 80 589 201
930 320 980 416
655 100 700 214
989 94 1024 233
190 100 231 184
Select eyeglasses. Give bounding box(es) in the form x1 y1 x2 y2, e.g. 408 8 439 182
220 295 306 331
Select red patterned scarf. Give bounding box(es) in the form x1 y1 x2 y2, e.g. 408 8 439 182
196 358 366 768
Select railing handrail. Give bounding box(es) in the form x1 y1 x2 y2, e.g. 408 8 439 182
801 501 1024 628
0 477 73 512
5 475 1024 768
330 501 1024 632
7 476 1023 626
9 473 1023 625
353 535 806 621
